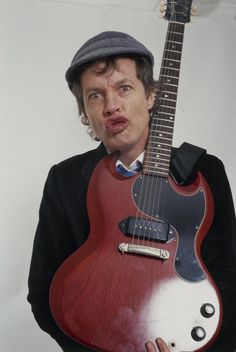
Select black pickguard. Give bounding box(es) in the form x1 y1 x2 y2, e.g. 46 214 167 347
132 175 206 282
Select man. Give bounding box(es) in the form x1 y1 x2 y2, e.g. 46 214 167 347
27 31 236 352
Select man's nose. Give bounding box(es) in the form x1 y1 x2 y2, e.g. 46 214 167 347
103 92 121 116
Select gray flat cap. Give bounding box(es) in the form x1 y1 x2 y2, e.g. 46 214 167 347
65 31 154 88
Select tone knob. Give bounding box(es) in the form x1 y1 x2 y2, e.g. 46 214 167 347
191 326 206 341
201 303 215 318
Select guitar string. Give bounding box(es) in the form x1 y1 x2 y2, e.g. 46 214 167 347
155 16 185 228
149 18 175 243
144 17 177 244
132 16 174 247
132 18 170 247
133 11 185 248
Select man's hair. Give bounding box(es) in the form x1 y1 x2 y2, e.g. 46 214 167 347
70 54 159 140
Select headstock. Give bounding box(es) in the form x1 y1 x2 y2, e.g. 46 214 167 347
160 0 194 23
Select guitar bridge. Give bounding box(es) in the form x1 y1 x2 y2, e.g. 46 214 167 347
118 243 170 260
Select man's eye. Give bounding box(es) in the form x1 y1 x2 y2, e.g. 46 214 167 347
120 85 131 93
89 92 103 100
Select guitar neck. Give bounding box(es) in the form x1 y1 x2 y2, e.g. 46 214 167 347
143 21 185 177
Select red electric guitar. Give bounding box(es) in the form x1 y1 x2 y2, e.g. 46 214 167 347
50 1 222 351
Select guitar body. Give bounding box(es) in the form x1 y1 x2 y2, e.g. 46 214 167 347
50 154 222 352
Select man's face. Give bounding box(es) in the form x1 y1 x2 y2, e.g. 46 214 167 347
81 58 154 158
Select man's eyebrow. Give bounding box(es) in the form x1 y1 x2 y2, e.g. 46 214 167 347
84 86 102 94
84 78 135 95
114 78 134 87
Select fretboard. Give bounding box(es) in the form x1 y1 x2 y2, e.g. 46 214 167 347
143 21 185 177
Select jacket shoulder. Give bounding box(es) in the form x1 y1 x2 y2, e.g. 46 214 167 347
50 143 107 181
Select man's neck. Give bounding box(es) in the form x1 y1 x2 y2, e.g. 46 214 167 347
118 148 145 168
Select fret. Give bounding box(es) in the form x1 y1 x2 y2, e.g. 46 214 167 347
166 33 183 43
159 107 176 114
145 156 171 164
151 130 173 137
146 147 170 154
154 114 175 120
159 98 177 105
145 159 171 167
146 147 170 153
161 87 178 94
160 96 177 103
152 130 173 137
159 103 175 109
162 60 181 69
152 125 173 132
165 50 181 59
145 153 171 161
153 145 172 151
160 68 180 78
164 49 182 56
156 111 175 117
159 94 176 102
149 138 172 145
152 158 170 164
147 163 170 171
151 122 174 129
150 126 173 136
149 142 172 149
146 153 171 160
160 76 179 86
144 163 170 172
148 155 171 161
154 120 174 128
165 42 182 52
169 22 185 32
168 30 184 35
162 66 180 72
158 106 176 114
145 153 171 162
143 168 169 177
149 145 172 152
149 133 173 140
163 51 182 61
162 90 177 97
158 100 176 106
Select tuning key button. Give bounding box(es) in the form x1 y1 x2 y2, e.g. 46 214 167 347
201 303 215 318
191 326 206 341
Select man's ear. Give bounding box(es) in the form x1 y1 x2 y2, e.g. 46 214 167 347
147 90 156 110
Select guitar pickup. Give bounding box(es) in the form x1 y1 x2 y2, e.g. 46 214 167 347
119 216 170 243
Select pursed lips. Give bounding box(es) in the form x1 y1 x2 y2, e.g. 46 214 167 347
105 116 129 133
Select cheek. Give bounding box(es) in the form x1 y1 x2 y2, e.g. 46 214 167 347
85 107 101 129
86 114 105 138
134 105 150 127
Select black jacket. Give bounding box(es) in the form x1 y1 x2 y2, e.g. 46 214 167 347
27 143 236 351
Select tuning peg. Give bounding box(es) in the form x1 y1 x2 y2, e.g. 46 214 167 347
191 5 197 16
160 0 165 14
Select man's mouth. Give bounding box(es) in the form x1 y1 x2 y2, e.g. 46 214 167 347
105 116 129 133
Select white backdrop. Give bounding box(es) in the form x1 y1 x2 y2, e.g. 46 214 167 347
1 0 235 351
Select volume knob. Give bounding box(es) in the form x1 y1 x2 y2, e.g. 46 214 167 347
191 326 206 341
201 303 215 318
